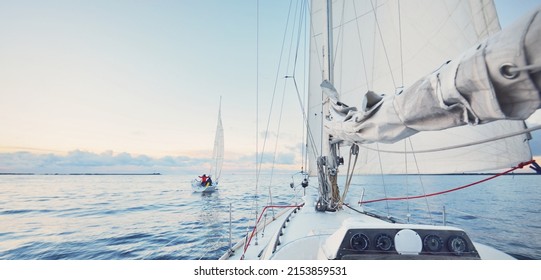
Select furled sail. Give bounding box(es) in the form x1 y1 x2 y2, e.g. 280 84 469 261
307 0 539 174
323 8 541 144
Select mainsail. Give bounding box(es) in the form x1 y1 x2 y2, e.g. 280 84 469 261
221 0 540 261
210 97 224 181
307 0 540 174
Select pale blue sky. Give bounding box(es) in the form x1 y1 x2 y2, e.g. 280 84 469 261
0 0 280 155
1 0 540 174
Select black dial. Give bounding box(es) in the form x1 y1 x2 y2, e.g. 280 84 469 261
447 236 468 255
375 234 393 251
423 234 443 252
350 233 369 251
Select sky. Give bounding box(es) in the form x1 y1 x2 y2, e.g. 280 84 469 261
1 0 541 175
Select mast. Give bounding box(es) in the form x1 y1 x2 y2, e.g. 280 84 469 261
323 0 333 84
316 0 341 211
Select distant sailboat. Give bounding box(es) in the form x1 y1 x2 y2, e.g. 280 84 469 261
192 97 224 193
221 0 541 260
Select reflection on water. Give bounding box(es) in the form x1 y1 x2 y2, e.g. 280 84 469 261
0 174 539 259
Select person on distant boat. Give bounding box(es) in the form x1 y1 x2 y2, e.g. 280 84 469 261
206 176 213 187
199 174 208 186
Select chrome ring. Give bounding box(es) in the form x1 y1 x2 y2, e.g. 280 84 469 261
499 63 519 79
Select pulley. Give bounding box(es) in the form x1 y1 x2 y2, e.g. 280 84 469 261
350 144 359 155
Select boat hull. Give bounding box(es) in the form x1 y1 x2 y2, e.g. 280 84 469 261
191 179 218 193
220 187 515 260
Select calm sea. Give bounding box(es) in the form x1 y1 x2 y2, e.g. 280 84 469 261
0 173 540 260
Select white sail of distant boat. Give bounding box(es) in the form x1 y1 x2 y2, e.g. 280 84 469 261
192 97 224 193
221 0 541 260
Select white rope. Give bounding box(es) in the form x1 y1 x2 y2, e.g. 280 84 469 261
340 145 359 205
509 63 541 74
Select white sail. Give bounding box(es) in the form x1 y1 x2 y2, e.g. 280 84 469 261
210 98 224 181
191 98 223 192
308 0 539 174
221 0 540 261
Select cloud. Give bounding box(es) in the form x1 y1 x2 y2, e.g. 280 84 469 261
4 132 535 175
0 150 210 174
0 149 304 175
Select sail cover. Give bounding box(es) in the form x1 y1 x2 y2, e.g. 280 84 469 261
307 0 539 174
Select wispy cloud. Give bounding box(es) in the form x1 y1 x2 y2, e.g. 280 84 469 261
2 128 537 175
0 150 207 174
0 149 303 175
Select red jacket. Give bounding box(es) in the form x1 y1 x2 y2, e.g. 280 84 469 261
199 175 208 183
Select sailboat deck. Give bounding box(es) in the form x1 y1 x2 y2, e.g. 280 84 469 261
224 194 390 260
222 190 514 260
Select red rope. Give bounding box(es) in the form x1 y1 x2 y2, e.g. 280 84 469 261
359 160 536 205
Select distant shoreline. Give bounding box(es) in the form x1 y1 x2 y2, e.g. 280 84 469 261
0 172 538 176
401 173 539 176
0 173 161 176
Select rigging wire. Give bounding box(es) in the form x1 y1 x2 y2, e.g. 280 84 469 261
267 0 305 215
397 1 404 88
375 143 391 217
408 138 434 223
255 0 294 182
357 124 541 154
359 160 536 204
291 76 319 169
270 0 309 218
288 0 321 173
253 0 309 242
340 144 359 205
368 0 397 88
290 0 309 173
255 0 291 240
254 0 260 247
404 139 411 222
332 0 346 89
358 0 403 219
352 0 371 89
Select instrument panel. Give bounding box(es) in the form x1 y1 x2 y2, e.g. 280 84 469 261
336 228 480 260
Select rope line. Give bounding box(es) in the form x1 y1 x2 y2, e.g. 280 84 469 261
359 160 536 205
509 63 541 73
359 125 541 154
